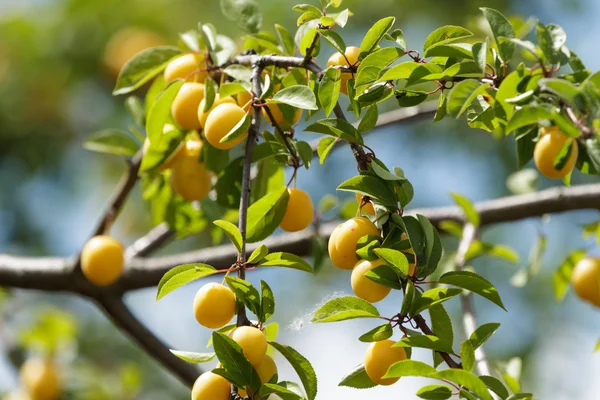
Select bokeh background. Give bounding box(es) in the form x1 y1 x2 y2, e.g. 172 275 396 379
1 0 600 398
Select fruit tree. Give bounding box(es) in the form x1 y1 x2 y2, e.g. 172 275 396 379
1 0 600 399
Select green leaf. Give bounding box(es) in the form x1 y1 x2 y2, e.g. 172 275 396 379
373 248 409 277
337 175 397 208
270 342 317 400
371 160 405 181
423 25 473 53
156 264 217 300
460 340 476 372
413 288 463 315
275 24 296 55
258 383 304 400
417 384 453 400
387 28 407 51
306 118 363 144
417 214 443 276
359 17 396 59
248 244 269 264
436 369 492 400
213 220 243 252
203 77 216 112
395 335 454 353
480 375 510 400
270 85 318 110
434 92 447 122
311 296 380 323
220 0 263 33
423 43 473 59
223 65 252 81
212 332 261 391
318 137 337 164
536 23 565 64
440 270 506 310
480 7 515 62
383 360 438 379
225 276 261 318
429 305 454 350
247 187 289 242
146 80 184 145
358 323 393 342
365 265 403 289
260 252 312 272
447 80 490 118
473 38 490 73
215 157 243 208
319 30 346 54
169 350 216 363
319 68 342 117
358 105 379 134
469 322 500 349
84 129 139 157
552 249 586 301
465 241 519 263
355 47 405 90
338 364 376 389
113 46 181 95
220 111 252 144
260 280 275 323
450 193 480 227
538 78 582 107
507 106 554 134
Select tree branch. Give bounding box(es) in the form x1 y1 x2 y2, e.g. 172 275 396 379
413 314 462 369
92 150 143 237
455 223 493 377
96 293 199 386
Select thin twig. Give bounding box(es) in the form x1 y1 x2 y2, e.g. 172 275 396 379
456 224 493 376
413 314 462 369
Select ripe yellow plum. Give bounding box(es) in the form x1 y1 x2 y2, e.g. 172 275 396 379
236 90 253 108
193 282 236 329
164 53 207 83
204 103 248 150
191 372 230 400
198 95 236 129
172 82 205 130
364 340 407 386
20 359 61 400
571 257 600 307
351 259 391 303
356 193 375 216
230 326 268 366
238 355 278 397
279 188 314 232
533 126 578 179
80 235 124 286
327 46 361 95
170 140 212 201
328 217 380 270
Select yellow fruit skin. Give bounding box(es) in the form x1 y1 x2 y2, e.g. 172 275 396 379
236 90 253 108
164 53 207 83
191 372 230 400
356 193 375 216
80 235 124 286
572 257 600 307
170 140 212 201
263 105 302 129
280 188 314 232
238 355 278 397
198 95 237 129
328 217 380 270
351 259 392 303
172 82 205 130
193 283 236 329
230 326 268 366
327 46 360 95
204 103 248 150
364 340 407 386
20 359 61 400
533 126 578 179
